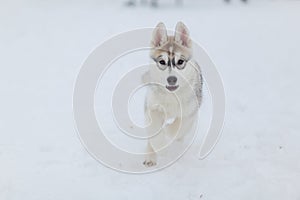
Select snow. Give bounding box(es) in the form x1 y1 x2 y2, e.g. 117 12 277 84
1 0 300 199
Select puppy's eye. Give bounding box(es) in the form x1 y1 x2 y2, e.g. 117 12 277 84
177 59 184 65
159 60 166 65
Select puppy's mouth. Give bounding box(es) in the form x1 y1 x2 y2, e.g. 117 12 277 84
166 85 179 91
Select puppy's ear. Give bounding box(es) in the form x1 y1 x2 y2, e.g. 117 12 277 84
174 22 192 48
151 22 168 47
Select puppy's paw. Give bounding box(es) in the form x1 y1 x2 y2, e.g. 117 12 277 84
143 159 157 167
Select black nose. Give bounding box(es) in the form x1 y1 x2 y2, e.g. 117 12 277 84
167 76 177 85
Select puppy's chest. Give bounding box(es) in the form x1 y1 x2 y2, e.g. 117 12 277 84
146 89 196 117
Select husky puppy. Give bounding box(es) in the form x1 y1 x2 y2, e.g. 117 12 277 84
143 22 203 167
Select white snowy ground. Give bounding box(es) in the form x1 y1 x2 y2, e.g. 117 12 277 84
1 0 300 199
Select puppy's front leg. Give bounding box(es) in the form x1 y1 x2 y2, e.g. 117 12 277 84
143 109 165 167
143 141 157 167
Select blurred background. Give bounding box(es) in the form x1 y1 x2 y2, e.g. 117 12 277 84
1 0 300 199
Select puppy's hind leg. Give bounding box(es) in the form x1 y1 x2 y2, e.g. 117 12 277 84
165 115 198 142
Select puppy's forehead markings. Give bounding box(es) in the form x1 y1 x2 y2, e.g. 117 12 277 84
169 46 173 55
161 52 168 59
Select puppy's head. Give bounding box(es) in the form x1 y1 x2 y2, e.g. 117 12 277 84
150 22 194 92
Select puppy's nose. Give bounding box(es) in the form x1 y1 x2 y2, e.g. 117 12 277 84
167 76 177 85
